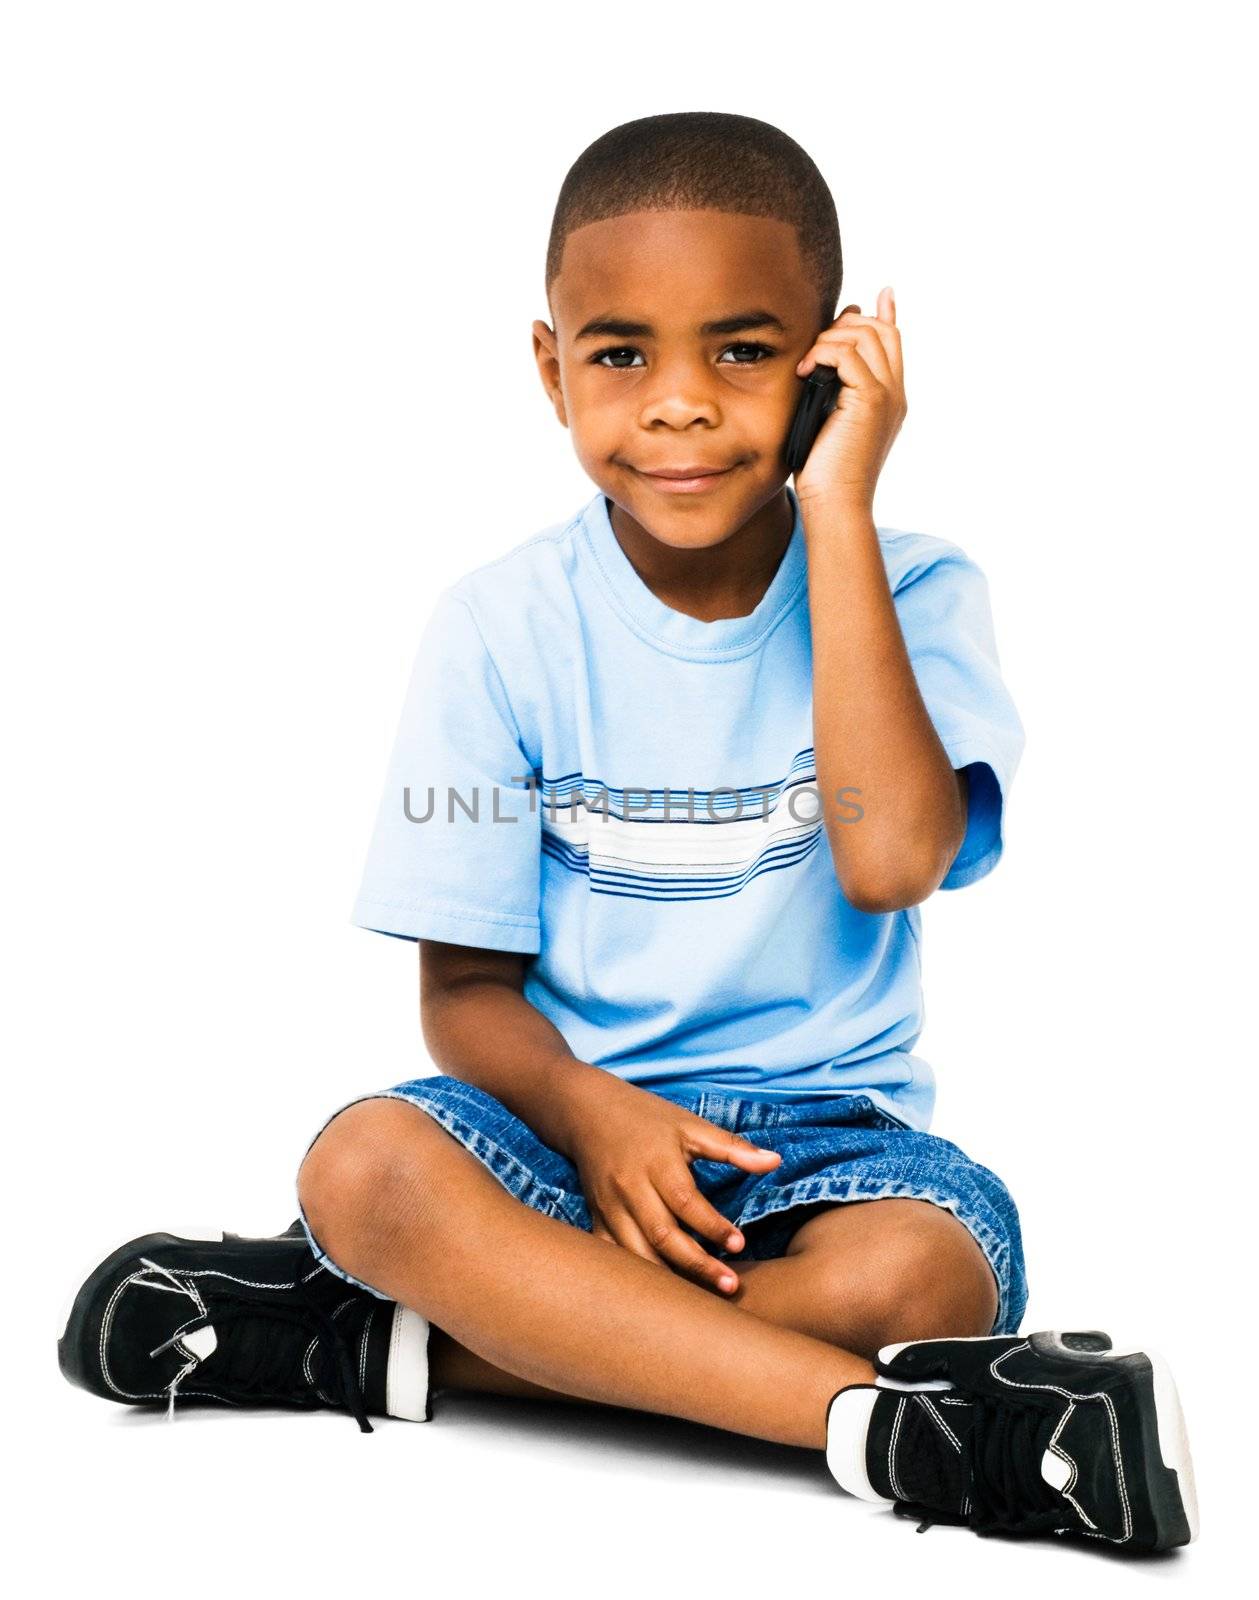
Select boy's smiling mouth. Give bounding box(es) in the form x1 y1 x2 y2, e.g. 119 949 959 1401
631 461 742 493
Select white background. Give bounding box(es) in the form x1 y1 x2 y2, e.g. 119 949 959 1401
5 1 1253 1593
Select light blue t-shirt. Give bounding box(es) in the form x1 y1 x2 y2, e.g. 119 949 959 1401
351 486 1025 1130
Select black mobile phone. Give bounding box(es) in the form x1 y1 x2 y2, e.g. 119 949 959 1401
783 362 842 475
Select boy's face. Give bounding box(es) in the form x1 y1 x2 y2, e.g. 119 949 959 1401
534 209 825 547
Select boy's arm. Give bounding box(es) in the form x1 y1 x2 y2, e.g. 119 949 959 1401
418 939 617 1158
794 288 965 912
804 503 968 913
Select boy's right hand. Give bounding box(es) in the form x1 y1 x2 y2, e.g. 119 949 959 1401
563 1076 782 1295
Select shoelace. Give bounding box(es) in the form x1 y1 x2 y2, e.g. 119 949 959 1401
895 1393 1068 1537
142 1255 374 1433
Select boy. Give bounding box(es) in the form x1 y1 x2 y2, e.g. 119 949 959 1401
59 111 1198 1553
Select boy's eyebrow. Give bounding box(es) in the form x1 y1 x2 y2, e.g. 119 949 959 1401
573 309 787 341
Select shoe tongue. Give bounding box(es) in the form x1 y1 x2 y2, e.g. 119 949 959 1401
875 1392 974 1513
198 1294 349 1402
306 1295 377 1397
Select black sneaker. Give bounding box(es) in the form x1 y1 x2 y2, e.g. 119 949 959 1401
57 1222 432 1431
826 1330 1198 1552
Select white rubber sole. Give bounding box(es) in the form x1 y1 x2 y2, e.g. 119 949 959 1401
1104 1342 1199 1545
825 1387 888 1502
385 1304 430 1422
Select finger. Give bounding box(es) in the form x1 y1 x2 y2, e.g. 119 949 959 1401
801 324 894 388
845 290 895 331
631 1184 740 1293
650 1160 747 1251
830 310 902 382
587 1201 621 1245
685 1121 783 1175
599 1196 672 1269
812 300 902 385
800 336 879 394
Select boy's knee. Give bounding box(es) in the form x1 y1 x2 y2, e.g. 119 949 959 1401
863 1203 998 1347
298 1096 427 1269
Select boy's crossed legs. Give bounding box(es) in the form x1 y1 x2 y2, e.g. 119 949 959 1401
299 1096 996 1444
58 1079 1198 1552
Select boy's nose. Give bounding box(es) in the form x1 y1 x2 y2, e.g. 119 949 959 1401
637 388 722 429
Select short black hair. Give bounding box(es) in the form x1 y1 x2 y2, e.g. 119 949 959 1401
546 111 842 331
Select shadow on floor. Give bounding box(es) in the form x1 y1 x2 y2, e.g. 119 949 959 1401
429 1387 832 1493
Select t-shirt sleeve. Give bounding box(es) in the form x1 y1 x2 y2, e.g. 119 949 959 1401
893 541 1026 890
350 587 542 952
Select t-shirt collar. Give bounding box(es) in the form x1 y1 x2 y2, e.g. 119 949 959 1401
579 485 808 661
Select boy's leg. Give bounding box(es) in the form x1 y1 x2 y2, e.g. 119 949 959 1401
727 1197 999 1353
424 1197 996 1404
298 1096 872 1448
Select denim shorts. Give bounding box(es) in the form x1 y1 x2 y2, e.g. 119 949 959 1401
297 1075 1029 1336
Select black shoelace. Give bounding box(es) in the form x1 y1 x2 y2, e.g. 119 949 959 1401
147 1256 374 1433
896 1393 1069 1537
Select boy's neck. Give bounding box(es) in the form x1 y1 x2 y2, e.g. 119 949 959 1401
604 488 795 624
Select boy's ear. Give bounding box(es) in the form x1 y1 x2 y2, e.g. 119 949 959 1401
532 319 568 428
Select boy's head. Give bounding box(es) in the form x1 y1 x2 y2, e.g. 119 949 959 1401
533 111 842 545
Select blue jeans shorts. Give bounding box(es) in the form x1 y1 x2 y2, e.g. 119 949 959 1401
297 1075 1029 1336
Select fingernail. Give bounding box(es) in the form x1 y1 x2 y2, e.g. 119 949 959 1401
727 1231 742 1248
719 1274 737 1291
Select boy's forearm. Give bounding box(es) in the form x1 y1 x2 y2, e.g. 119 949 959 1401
802 497 966 911
420 975 620 1157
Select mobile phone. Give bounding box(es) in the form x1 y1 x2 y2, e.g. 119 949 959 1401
783 362 842 475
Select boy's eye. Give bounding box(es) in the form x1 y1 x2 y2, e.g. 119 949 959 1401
588 342 777 369
720 342 777 364
590 346 645 369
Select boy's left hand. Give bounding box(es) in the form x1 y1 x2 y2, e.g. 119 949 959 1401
793 285 906 515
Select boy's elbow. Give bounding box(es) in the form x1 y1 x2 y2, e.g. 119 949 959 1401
840 857 942 914
833 820 962 914
844 877 931 915
844 776 971 912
